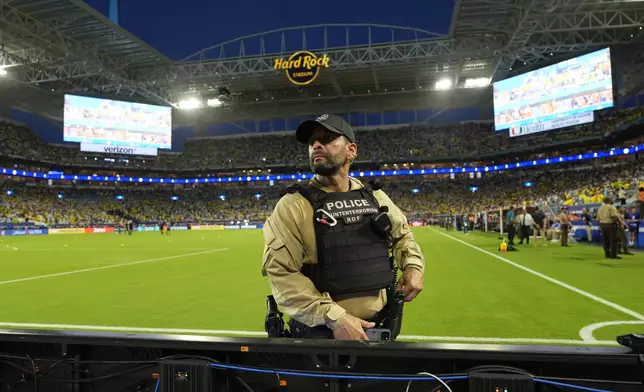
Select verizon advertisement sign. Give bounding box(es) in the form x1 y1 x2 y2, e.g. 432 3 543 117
80 143 158 156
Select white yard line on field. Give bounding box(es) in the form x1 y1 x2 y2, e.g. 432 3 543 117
579 320 644 342
0 322 618 346
0 248 228 286
432 230 644 322
398 334 618 346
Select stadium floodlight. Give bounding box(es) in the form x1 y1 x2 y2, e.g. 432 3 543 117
0 68 6 76
206 98 222 107
465 78 490 88
435 79 452 90
178 98 203 110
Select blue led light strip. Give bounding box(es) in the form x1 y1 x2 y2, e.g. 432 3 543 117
209 362 468 381
206 363 618 391
1 144 641 185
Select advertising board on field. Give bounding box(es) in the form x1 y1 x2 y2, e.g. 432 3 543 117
223 224 262 230
192 225 225 231
137 226 160 232
1 229 48 237
84 227 114 233
50 228 86 235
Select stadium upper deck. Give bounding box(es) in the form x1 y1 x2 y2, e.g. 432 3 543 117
2 105 643 176
2 0 644 131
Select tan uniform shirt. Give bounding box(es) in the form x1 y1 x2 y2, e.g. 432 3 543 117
261 176 425 328
559 212 569 226
597 204 618 224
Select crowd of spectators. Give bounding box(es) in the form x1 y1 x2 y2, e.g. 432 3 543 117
1 104 644 227
156 105 644 169
2 159 642 227
1 106 643 172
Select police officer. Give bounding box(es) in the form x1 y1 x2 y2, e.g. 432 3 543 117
261 114 425 341
506 206 516 245
581 208 593 242
559 208 570 247
598 197 619 259
616 206 633 256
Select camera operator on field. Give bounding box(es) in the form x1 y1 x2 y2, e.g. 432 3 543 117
261 114 425 341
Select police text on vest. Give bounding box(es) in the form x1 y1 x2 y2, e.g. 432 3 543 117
325 199 370 211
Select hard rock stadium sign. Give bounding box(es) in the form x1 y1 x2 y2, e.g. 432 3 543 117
274 51 330 86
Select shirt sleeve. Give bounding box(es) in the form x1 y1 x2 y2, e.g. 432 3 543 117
261 194 347 328
610 206 618 218
374 190 425 274
616 210 626 225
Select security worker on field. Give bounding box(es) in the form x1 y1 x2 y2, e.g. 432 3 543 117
559 207 570 247
616 206 634 256
598 197 619 259
261 114 425 341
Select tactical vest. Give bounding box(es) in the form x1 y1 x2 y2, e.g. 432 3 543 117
281 182 394 300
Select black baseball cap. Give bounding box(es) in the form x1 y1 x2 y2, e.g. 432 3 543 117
296 114 356 144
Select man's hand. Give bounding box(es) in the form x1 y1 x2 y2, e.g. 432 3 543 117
396 267 424 302
330 313 375 340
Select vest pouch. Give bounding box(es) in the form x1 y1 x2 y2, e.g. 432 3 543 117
371 210 392 238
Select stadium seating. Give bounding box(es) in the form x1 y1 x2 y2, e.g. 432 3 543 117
1 106 643 227
2 158 642 226
1 106 643 171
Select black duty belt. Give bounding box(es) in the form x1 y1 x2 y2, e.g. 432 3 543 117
288 304 390 340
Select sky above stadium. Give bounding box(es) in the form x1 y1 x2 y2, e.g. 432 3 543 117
84 0 454 60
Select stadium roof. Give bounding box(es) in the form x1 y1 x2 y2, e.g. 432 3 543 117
0 0 172 109
451 0 644 81
1 0 644 126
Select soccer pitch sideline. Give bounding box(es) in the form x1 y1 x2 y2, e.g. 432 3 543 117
0 228 642 346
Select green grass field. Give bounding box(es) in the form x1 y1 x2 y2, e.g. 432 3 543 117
0 228 643 346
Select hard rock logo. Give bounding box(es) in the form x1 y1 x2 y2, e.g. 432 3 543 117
274 51 330 86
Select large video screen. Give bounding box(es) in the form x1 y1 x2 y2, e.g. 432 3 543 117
63 95 172 151
493 48 614 134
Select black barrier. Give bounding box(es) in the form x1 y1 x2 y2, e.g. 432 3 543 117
0 328 641 392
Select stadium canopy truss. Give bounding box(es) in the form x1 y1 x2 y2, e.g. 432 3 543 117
0 0 173 111
1 0 644 126
452 0 644 82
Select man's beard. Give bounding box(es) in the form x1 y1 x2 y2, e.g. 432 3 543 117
310 153 345 176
